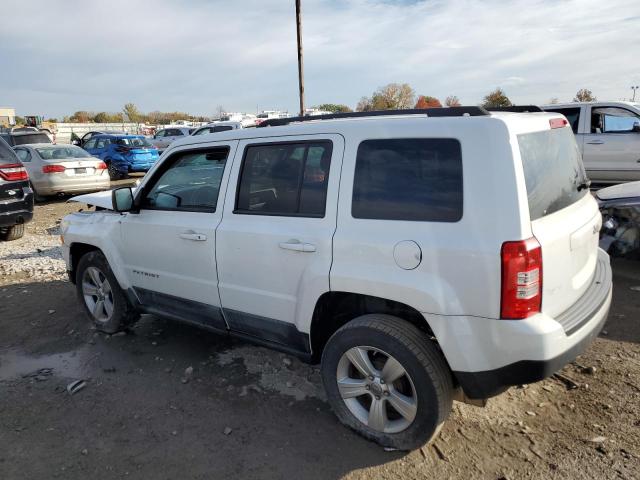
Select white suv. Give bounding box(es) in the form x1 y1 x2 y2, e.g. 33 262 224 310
542 101 640 183
61 108 612 450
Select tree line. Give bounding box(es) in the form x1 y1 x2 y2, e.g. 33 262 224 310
37 87 599 124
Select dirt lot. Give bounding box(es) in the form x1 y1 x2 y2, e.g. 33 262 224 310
0 196 639 480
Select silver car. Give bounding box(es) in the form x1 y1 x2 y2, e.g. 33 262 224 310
13 144 111 200
149 127 195 153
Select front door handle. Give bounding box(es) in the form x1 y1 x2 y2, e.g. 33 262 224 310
179 231 207 241
586 140 604 145
279 240 316 252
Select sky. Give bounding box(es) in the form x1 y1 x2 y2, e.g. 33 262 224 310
1 0 639 118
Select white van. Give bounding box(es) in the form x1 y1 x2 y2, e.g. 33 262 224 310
543 101 640 183
61 107 611 450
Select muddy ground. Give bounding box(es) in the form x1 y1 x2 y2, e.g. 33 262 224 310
0 194 639 480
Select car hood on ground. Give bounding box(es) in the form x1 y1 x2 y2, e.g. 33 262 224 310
596 181 640 201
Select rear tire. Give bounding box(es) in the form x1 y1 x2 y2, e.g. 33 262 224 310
321 314 453 451
0 223 25 241
75 250 139 333
107 160 122 180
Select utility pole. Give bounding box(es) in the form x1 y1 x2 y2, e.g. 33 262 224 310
295 0 305 116
632 86 639 102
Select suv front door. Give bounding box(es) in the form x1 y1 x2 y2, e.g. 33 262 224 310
583 105 640 182
119 142 237 329
216 135 344 352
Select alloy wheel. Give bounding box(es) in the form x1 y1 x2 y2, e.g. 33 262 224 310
82 266 114 323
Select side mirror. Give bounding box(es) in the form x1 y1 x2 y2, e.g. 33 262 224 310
112 187 134 212
71 139 80 146
633 123 640 133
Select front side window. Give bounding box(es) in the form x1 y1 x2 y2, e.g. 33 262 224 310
352 138 463 222
591 107 640 133
235 141 333 217
193 128 211 136
84 138 97 150
155 130 165 138
141 147 229 212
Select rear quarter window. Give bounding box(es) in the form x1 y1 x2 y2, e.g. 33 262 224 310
352 138 463 222
518 127 588 220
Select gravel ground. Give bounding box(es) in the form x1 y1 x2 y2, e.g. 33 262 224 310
0 198 639 480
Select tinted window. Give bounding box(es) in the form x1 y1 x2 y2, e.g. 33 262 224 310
591 107 640 133
11 133 51 145
352 139 463 222
141 148 229 212
213 125 233 133
545 107 580 134
518 127 588 220
0 137 18 162
236 141 332 217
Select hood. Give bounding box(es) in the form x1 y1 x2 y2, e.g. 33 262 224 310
68 190 114 209
596 181 640 201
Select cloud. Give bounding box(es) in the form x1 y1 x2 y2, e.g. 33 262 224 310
1 0 638 117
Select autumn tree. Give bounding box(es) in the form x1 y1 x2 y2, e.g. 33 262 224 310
123 103 142 122
415 95 442 108
357 83 416 111
314 103 352 113
481 88 512 108
445 95 461 107
69 111 91 123
573 89 596 102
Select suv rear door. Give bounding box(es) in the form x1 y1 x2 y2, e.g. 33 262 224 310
582 104 640 182
216 134 344 351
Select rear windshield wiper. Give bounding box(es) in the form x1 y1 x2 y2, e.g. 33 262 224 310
577 179 592 191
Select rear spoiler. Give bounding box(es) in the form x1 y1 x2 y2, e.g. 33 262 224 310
485 105 543 113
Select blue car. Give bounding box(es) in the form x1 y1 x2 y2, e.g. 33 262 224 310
83 134 159 179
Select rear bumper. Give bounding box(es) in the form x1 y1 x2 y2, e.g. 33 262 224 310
0 184 34 227
428 248 612 399
35 176 111 196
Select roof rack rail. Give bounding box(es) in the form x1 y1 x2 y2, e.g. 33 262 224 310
485 105 543 113
257 106 490 127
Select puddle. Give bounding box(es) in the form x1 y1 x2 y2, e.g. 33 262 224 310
0 348 92 380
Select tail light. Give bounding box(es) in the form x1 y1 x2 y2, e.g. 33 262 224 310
96 161 107 170
549 118 568 129
0 163 29 181
42 164 66 174
500 237 542 319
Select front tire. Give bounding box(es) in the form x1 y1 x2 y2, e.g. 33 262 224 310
321 314 453 450
0 223 25 241
75 251 139 333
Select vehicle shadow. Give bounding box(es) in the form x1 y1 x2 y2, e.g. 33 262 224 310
0 279 403 479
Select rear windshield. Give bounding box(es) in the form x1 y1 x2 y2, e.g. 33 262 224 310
518 127 588 220
36 146 91 160
116 137 152 147
0 137 18 162
12 133 52 145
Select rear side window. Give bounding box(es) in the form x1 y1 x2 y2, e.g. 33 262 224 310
352 139 463 222
235 141 333 217
518 127 588 220
213 125 233 133
544 107 580 134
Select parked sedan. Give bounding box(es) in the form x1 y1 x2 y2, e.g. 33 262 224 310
13 144 110 201
149 127 194 153
83 134 159 179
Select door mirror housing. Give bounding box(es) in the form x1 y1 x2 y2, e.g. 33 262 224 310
632 123 640 133
112 187 134 212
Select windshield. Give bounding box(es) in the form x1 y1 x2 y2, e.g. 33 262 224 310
518 127 588 220
116 137 152 147
12 133 52 145
36 145 92 160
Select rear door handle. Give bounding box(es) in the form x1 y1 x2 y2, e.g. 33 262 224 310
279 240 316 252
586 140 604 145
179 231 207 241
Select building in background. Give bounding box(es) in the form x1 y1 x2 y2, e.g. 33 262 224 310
0 107 16 127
